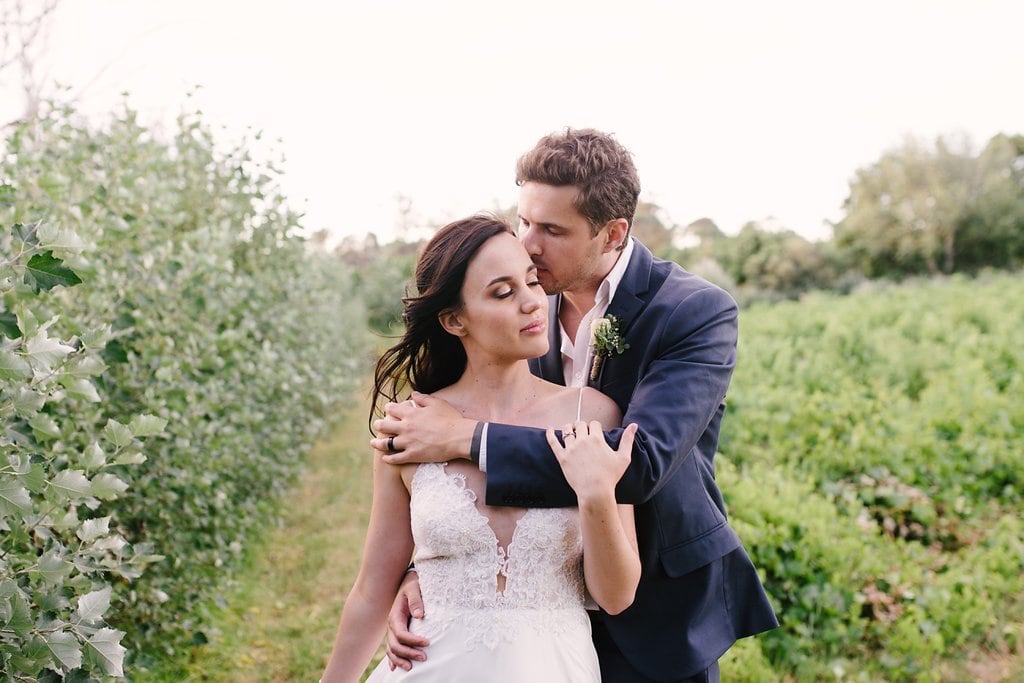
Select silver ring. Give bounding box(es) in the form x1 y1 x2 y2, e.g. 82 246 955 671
387 436 396 452
564 431 575 438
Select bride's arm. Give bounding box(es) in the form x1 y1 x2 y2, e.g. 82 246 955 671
321 452 414 683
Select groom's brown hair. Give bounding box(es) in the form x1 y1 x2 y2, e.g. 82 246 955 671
515 127 640 239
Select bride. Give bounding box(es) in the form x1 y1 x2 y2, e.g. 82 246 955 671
321 214 640 682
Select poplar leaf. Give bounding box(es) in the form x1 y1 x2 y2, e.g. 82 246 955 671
93 534 126 552
65 378 101 403
81 442 106 469
37 223 87 253
10 454 31 475
129 414 167 437
79 325 112 349
66 355 107 378
44 630 83 671
86 628 126 677
22 462 46 493
0 348 31 380
24 251 83 292
114 450 147 465
0 480 31 516
53 506 79 533
0 310 20 339
37 549 69 585
24 330 74 373
1 590 32 638
75 586 112 623
90 473 128 500
103 419 133 447
29 414 61 440
77 516 110 542
15 305 38 339
12 387 46 416
49 470 92 500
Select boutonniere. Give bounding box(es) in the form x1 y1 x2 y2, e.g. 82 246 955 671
588 314 629 381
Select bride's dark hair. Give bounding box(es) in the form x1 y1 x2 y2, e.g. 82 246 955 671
370 214 515 427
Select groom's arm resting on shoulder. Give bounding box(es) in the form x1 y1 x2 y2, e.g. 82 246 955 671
371 394 476 464
487 286 738 507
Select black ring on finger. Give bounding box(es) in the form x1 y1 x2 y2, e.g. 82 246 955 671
387 436 396 453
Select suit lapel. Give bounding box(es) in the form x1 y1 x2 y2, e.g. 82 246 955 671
591 240 655 389
604 239 654 337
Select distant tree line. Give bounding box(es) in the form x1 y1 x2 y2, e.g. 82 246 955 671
331 131 1023 322
659 132 1024 304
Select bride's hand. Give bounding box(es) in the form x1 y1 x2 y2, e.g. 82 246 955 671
546 421 638 502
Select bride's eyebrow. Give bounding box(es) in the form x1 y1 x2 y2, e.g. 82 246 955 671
486 264 538 287
485 275 514 288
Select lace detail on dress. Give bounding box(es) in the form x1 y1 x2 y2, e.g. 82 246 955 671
410 463 587 651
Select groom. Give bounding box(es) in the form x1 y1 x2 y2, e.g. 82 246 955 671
373 128 778 682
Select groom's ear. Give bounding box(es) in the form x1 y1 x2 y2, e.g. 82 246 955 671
438 309 466 337
601 218 630 253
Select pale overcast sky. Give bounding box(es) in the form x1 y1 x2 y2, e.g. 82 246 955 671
2 0 1022 243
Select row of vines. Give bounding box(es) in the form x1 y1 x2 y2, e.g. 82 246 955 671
1 103 372 679
719 273 1024 680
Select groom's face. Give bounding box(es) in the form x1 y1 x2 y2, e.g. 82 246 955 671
517 182 609 296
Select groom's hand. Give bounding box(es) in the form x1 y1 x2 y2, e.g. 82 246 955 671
386 571 429 671
371 392 475 464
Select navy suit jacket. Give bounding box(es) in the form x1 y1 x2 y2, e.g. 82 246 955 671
485 239 778 679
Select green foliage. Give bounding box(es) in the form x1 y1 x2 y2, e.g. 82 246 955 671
834 133 1024 278
1 101 371 677
666 218 841 306
722 273 1024 678
663 131 1022 302
1 221 158 680
340 240 417 334
713 221 835 302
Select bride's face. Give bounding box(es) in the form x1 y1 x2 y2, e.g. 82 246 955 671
443 232 549 361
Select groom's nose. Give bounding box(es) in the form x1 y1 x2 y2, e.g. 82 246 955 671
521 226 541 256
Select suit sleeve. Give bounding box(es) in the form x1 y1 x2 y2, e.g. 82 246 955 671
484 285 738 508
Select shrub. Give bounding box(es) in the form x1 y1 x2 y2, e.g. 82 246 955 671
1 101 372 676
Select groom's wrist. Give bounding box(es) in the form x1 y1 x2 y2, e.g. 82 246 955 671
470 422 489 471
470 422 483 464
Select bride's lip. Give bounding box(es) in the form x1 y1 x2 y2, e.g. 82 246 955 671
521 319 546 334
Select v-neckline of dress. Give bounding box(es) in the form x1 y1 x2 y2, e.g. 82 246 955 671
422 462 535 594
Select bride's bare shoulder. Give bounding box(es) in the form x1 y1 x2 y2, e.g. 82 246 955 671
578 387 622 426
540 383 622 428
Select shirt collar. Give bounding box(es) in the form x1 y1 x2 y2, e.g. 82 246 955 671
596 236 635 309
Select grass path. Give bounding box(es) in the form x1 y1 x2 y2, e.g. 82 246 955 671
166 388 380 681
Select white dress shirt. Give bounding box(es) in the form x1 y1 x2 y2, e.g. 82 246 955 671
560 237 635 387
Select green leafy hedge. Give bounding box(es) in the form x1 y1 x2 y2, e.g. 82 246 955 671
720 274 1024 680
1 102 371 678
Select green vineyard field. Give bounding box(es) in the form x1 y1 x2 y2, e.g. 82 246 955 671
719 273 1024 680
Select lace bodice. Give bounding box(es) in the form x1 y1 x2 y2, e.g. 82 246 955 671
409 462 588 650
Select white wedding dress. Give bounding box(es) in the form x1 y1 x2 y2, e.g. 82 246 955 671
365 462 600 682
